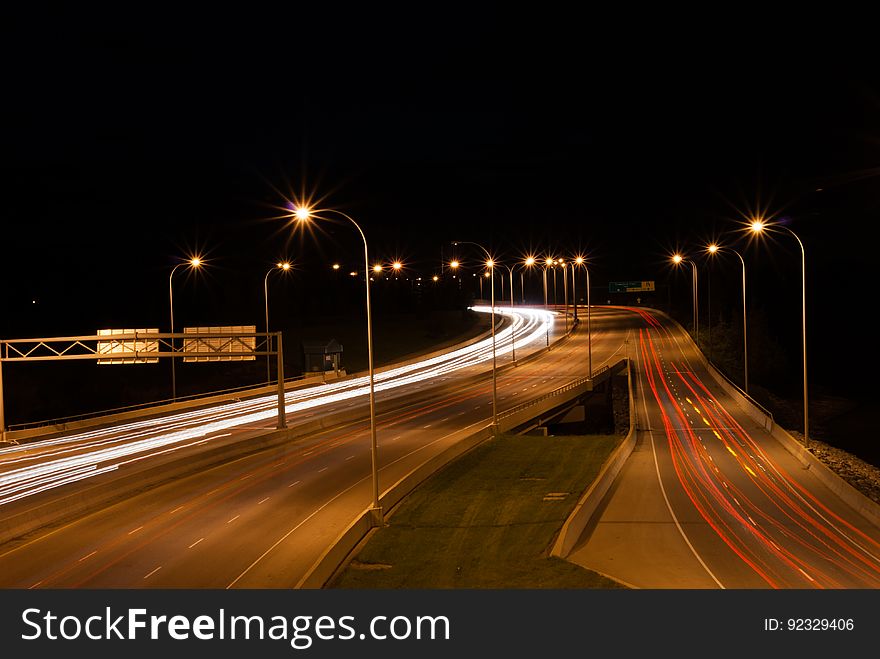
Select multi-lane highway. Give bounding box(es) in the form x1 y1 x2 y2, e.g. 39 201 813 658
4 304 877 589
0 305 630 587
569 307 880 588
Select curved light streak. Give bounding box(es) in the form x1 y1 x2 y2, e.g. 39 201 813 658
0 307 554 507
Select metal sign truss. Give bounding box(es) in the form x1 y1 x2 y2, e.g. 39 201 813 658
0 331 287 438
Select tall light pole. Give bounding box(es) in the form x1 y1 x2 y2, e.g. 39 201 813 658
751 219 809 448
169 256 201 401
707 244 749 394
264 261 291 383
453 241 498 432
503 264 517 364
294 206 382 522
672 254 699 346
575 256 592 378
521 256 535 304
543 257 553 307
559 259 569 334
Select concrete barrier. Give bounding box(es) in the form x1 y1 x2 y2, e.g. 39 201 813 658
551 360 636 558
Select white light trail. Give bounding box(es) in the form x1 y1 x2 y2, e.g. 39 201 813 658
0 307 554 507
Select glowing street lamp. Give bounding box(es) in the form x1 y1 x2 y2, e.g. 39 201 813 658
543 257 554 307
750 218 810 447
264 261 292 384
169 256 202 401
453 240 499 432
706 244 749 393
672 253 699 345
293 206 383 523
522 256 536 304
573 256 592 377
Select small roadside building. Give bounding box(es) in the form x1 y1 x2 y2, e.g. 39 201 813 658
302 339 344 379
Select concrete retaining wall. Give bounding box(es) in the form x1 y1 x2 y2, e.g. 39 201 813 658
551 360 636 558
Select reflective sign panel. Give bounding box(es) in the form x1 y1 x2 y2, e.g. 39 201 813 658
97 329 160 364
182 326 257 362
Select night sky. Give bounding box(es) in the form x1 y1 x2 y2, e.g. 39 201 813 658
2 9 878 399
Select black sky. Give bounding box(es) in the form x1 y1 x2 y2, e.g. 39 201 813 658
2 8 879 393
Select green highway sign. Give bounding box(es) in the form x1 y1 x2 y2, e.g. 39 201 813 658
609 281 655 293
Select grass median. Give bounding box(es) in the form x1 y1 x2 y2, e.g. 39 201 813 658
331 432 626 588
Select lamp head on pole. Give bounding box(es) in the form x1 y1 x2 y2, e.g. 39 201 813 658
672 254 684 265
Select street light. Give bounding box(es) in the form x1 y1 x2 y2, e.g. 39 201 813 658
293 206 383 523
543 257 553 307
750 219 809 447
169 256 202 401
672 254 699 345
574 256 592 378
501 263 521 364
264 261 291 383
558 259 570 334
453 240 498 432
523 256 536 303
707 243 749 394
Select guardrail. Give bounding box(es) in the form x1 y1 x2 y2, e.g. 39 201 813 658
497 362 619 422
706 358 775 426
6 375 312 431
